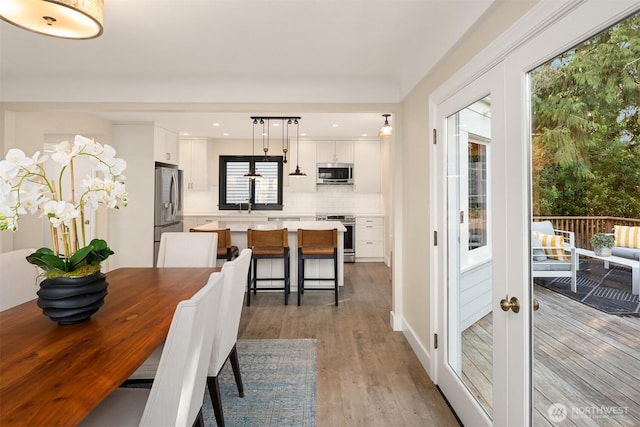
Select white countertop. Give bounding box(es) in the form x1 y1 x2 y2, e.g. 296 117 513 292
192 220 346 232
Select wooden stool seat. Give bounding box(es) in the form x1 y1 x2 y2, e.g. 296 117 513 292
190 228 239 261
297 229 339 306
247 228 290 306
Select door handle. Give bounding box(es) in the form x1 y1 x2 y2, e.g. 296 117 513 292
500 296 520 313
533 299 540 311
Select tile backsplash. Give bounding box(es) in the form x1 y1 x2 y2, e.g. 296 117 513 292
184 185 382 214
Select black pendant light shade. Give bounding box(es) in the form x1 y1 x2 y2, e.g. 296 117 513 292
289 118 306 177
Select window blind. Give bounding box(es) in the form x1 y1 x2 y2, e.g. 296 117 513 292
226 161 250 204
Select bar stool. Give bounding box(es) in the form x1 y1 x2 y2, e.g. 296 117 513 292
190 228 239 262
246 228 290 306
297 228 339 306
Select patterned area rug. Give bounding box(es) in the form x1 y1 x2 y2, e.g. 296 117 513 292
535 261 640 316
203 338 317 426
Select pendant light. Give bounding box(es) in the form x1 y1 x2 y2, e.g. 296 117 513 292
289 118 307 177
282 119 288 164
378 114 393 136
262 118 270 161
244 118 262 179
0 0 104 39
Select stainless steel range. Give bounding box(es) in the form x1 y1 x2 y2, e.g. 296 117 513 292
316 214 355 263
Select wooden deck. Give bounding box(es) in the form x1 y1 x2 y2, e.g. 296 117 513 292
462 284 640 426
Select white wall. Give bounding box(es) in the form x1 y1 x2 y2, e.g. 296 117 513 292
110 123 156 268
398 1 538 376
0 111 113 254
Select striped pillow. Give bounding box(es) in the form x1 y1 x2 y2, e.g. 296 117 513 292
533 232 568 261
614 225 640 249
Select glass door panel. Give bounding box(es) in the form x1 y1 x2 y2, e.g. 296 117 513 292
447 96 494 419
529 12 640 425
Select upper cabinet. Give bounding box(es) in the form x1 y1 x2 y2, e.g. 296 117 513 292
179 138 209 192
317 140 354 164
154 127 179 165
353 140 382 193
288 140 317 192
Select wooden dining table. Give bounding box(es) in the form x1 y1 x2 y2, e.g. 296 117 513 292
0 267 219 426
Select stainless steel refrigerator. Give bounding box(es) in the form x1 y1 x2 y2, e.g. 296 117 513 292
154 166 183 265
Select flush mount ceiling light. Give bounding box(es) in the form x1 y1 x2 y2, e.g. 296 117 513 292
0 0 104 39
379 114 393 137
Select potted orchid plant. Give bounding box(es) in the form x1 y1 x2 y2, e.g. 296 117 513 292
0 135 127 324
0 135 128 277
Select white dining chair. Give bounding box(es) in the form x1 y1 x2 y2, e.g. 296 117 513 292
79 270 225 427
127 249 252 427
0 248 39 311
207 248 252 427
156 232 218 267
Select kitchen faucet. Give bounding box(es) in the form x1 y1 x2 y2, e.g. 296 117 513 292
246 198 252 214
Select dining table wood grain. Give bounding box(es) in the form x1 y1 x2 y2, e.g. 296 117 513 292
0 267 219 426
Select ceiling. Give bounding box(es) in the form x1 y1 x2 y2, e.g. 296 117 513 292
0 0 496 139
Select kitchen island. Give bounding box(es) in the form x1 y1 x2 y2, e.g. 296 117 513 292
192 220 346 291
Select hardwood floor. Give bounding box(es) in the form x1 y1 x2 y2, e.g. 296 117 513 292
238 262 460 427
462 284 640 426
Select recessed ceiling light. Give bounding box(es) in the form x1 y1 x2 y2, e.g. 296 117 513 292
332 124 339 127
300 133 307 137
182 132 190 136
223 132 229 136
212 123 220 127
361 133 368 137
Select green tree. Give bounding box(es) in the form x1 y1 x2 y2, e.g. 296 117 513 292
531 12 640 218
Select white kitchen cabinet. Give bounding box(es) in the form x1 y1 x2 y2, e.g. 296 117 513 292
154 127 179 165
288 140 316 192
179 138 208 191
355 216 384 260
353 140 382 193
317 140 353 164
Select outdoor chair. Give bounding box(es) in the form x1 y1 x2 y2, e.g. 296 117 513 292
531 220 578 292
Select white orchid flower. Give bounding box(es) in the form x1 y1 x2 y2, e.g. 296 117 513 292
1 135 127 263
0 148 35 179
51 140 80 166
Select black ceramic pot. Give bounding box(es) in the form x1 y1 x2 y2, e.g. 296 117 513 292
37 272 108 325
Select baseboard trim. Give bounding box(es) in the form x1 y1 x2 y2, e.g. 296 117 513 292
401 319 434 380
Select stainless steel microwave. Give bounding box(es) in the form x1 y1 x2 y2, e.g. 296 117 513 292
317 163 354 185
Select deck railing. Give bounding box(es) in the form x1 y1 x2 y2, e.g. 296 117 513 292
533 216 640 249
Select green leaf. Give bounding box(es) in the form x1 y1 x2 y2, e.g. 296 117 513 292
68 245 94 271
26 248 66 272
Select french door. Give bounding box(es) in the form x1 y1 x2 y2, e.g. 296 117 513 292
434 64 532 426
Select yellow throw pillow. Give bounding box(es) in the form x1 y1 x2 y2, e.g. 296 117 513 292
614 225 640 249
533 232 568 261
